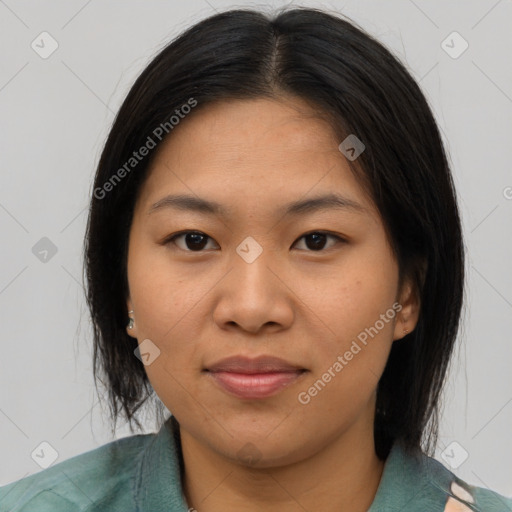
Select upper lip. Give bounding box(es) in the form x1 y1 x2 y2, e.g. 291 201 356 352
205 355 305 374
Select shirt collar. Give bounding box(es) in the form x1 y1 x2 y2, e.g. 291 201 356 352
132 415 189 512
133 417 451 511
368 440 452 510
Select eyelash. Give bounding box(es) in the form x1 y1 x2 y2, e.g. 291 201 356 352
162 230 346 253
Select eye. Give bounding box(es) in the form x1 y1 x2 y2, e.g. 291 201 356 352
292 231 345 252
164 231 219 252
163 230 345 253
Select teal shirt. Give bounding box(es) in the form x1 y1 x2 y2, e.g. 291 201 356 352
1 416 511 511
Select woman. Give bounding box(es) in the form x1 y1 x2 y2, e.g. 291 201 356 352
1 6 510 512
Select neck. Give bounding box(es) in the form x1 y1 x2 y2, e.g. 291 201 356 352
180 415 385 512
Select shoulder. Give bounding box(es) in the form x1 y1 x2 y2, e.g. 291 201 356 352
415 447 512 511
431 459 512 511
373 442 512 511
0 431 155 512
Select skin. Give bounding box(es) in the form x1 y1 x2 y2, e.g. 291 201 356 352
125 96 420 512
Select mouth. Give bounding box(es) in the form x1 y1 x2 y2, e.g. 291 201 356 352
203 355 308 400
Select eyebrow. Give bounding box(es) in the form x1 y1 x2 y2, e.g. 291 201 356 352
148 193 368 217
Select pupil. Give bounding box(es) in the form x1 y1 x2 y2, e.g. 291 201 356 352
306 233 326 250
187 233 207 251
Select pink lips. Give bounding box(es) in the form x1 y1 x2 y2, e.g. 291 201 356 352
204 355 306 399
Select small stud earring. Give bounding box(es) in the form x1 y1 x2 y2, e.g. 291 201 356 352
127 310 134 329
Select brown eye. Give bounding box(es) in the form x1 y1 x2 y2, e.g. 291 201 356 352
293 231 345 252
165 231 218 252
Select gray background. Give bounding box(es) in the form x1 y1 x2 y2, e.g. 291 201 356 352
1 0 511 498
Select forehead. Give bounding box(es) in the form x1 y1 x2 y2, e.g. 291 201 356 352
158 97 338 162
137 97 376 217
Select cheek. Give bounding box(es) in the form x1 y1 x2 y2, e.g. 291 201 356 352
127 245 205 396
296 307 396 425
127 241 204 338
299 256 398 348
297 254 398 397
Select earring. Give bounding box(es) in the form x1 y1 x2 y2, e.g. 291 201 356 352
402 318 408 336
127 310 134 329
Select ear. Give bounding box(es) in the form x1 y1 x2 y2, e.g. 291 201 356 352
393 272 422 341
125 298 137 339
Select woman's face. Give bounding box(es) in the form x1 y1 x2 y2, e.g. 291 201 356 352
125 97 418 467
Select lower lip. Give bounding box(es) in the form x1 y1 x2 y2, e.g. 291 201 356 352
207 371 305 399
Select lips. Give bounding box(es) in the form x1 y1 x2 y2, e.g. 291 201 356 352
204 355 307 399
206 355 304 374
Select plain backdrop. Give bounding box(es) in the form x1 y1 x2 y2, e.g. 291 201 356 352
1 0 511 498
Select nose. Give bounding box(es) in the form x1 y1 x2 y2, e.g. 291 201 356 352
211 243 294 335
